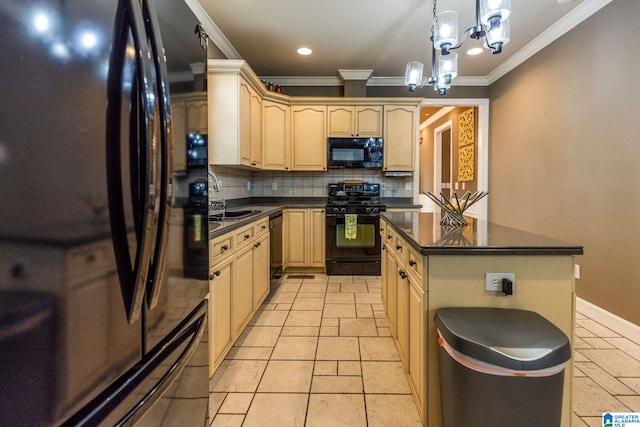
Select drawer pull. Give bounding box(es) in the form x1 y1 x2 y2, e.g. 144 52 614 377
254 242 261 248
209 271 221 280
396 244 402 250
399 270 407 279
244 234 250 240
387 235 393 240
221 245 229 251
409 260 417 267
261 225 266 230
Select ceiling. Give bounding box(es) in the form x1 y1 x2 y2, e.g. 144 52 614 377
189 0 605 87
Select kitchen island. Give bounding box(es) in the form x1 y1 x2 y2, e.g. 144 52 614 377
380 212 583 427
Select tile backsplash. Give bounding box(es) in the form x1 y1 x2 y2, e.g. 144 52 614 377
206 166 414 201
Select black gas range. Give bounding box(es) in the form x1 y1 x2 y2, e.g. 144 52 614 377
326 183 386 215
325 183 385 275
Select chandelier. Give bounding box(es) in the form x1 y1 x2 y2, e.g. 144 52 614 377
404 0 511 95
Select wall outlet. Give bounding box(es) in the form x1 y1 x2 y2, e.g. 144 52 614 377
272 182 277 191
247 181 251 192
404 181 412 191
485 272 515 292
574 264 581 279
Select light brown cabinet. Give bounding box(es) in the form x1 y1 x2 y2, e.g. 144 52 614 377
383 105 417 171
262 100 290 170
290 106 327 171
239 80 262 168
327 105 383 137
283 208 325 269
208 216 270 374
185 98 208 134
208 256 233 372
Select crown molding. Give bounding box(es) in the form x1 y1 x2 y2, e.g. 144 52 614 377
184 0 241 59
338 69 374 81
487 0 613 84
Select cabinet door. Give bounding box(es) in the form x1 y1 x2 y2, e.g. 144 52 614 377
291 105 327 171
239 80 252 167
309 208 326 268
263 100 290 170
186 99 207 134
233 247 254 337
383 105 416 171
327 106 354 137
252 233 270 309
209 258 233 373
249 88 262 168
408 273 425 417
355 106 383 137
283 209 308 267
171 101 187 171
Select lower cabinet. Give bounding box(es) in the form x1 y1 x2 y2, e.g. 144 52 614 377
209 216 270 375
381 218 427 423
208 257 233 373
283 208 325 270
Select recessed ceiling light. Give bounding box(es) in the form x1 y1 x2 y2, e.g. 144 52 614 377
467 47 483 56
297 47 312 56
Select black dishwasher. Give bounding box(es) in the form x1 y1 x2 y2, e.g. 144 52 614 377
269 211 283 278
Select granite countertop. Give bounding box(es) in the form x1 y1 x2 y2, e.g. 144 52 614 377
382 212 583 256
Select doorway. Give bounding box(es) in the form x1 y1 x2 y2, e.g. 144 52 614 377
419 98 489 220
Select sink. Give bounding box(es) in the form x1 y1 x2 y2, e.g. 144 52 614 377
209 209 261 221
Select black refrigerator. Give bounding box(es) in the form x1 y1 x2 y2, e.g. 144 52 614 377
0 0 210 425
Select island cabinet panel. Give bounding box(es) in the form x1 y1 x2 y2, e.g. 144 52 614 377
380 213 581 427
282 208 325 269
209 257 233 373
290 105 327 171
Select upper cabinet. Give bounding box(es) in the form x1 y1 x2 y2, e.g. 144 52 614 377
383 105 417 172
290 105 327 171
238 80 262 168
327 105 383 137
208 68 261 168
263 100 290 171
207 59 421 173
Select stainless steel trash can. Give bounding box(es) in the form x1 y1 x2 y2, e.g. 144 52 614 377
435 307 571 427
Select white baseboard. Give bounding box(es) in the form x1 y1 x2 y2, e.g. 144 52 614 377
576 297 640 345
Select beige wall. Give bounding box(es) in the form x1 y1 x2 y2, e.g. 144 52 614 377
488 0 640 325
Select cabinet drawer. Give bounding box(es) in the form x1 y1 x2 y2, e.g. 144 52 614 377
210 233 234 264
67 240 113 285
407 246 424 282
254 217 269 236
235 223 255 248
394 234 408 261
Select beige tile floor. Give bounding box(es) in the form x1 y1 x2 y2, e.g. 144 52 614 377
209 273 640 426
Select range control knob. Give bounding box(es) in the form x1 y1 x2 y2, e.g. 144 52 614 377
340 207 347 213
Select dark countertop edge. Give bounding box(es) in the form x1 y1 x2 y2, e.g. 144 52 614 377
417 246 585 256
383 214 584 257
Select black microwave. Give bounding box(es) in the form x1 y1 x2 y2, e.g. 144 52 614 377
186 133 207 168
327 137 383 168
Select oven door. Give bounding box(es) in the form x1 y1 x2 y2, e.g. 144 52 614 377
325 212 381 275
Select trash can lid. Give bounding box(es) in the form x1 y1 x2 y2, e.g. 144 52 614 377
435 307 571 370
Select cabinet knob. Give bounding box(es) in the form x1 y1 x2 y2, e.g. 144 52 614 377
209 270 221 280
254 242 260 248
251 162 257 166
399 270 407 279
221 245 229 251
409 260 416 267
396 244 402 250
387 235 392 240
244 234 250 240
